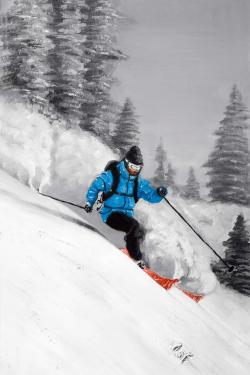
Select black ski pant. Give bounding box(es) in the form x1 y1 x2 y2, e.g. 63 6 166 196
106 212 145 261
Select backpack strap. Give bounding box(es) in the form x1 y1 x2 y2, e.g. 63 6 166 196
102 163 140 203
134 176 139 203
102 164 120 201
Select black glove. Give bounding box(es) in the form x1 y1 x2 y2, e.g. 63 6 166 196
136 259 146 269
83 203 93 213
157 186 168 197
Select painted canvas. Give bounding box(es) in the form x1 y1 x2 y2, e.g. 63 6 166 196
0 0 250 374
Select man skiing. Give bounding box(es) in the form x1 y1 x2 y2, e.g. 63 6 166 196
83 146 167 268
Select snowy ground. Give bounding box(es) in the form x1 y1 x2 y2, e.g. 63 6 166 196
1 170 250 375
1 100 250 374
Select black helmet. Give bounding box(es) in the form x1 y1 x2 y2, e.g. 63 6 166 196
125 146 143 166
124 146 143 176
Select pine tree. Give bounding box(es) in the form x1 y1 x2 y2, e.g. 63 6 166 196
166 162 178 194
152 138 167 185
0 14 8 50
0 0 52 111
213 214 250 296
23 0 53 110
183 167 200 200
204 85 249 205
0 1 29 96
112 98 140 156
79 0 124 140
46 0 86 125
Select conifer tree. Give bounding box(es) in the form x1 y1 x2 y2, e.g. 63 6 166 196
79 0 124 140
166 162 178 194
0 0 52 111
213 214 250 296
112 98 140 156
204 85 249 205
152 139 167 185
47 0 86 124
183 167 200 200
0 14 8 50
0 1 27 94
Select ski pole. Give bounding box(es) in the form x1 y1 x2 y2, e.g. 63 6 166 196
163 197 235 272
38 192 85 210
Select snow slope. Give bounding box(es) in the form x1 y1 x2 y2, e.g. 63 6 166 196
1 170 250 375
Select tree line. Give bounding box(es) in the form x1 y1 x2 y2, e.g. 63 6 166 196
0 0 141 154
0 2 248 199
152 137 201 200
153 85 250 204
3 3 248 205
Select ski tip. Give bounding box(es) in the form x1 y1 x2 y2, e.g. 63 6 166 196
177 287 204 303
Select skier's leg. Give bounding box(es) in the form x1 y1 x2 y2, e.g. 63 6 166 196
106 212 144 260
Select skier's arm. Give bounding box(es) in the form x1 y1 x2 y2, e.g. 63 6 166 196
137 179 167 203
85 172 111 207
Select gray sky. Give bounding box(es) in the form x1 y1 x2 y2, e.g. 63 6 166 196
113 0 250 184
0 0 13 13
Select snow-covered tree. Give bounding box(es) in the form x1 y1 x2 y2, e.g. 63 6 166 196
112 98 140 156
0 0 52 111
79 0 125 140
152 139 167 186
0 1 28 96
46 0 86 125
0 14 8 49
166 162 178 194
183 167 200 200
213 214 250 296
0 0 124 134
204 85 249 205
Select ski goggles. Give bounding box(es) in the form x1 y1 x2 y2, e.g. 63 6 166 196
125 159 143 173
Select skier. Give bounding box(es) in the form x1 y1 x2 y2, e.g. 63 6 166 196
83 146 167 268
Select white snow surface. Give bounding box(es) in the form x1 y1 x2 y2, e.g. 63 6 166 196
1 170 250 375
0 98 115 197
1 100 250 374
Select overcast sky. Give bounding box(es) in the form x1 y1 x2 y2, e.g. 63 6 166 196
113 0 250 184
0 0 13 13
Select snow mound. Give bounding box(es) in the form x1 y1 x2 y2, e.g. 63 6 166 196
0 99 53 189
0 170 250 375
0 98 115 202
136 197 250 295
42 128 115 205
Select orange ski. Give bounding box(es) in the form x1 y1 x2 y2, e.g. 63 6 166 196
121 248 179 290
176 287 204 303
121 248 204 302
143 268 179 290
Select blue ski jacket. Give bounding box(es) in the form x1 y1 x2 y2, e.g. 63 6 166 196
85 160 164 222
